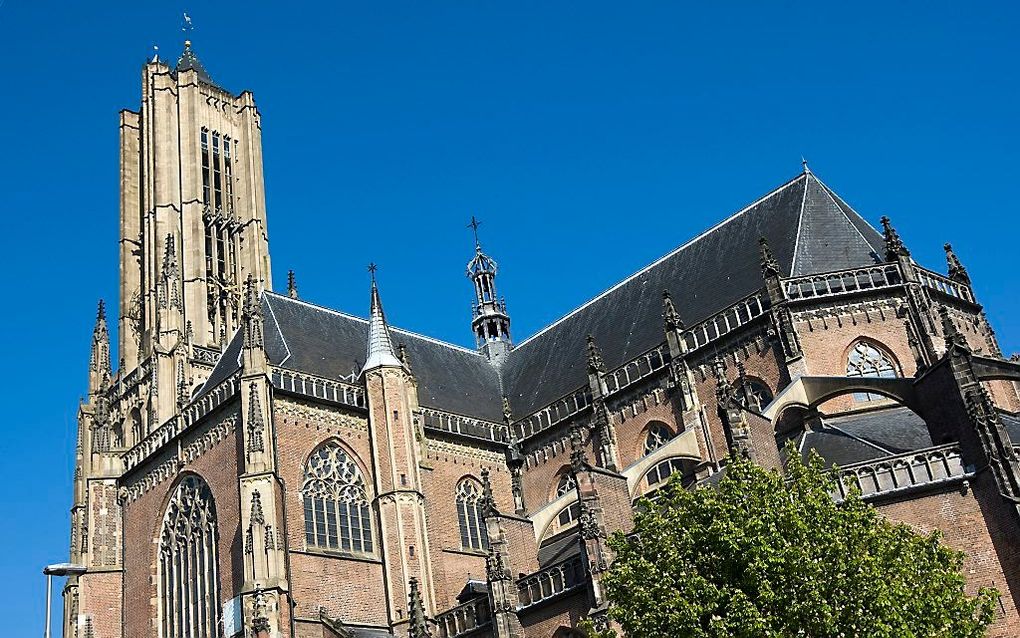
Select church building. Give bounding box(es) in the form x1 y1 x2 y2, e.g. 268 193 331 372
64 38 1020 638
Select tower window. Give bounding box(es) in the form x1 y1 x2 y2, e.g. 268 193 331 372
158 475 221 638
456 478 489 551
301 442 373 554
211 132 222 212
846 341 899 401
200 129 210 206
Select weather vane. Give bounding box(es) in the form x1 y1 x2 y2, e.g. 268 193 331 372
182 12 194 45
468 215 482 249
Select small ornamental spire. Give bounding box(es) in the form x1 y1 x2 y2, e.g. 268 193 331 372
944 243 971 285
287 269 298 299
362 265 402 373
242 274 264 350
880 216 910 261
586 334 606 375
247 383 265 454
759 237 781 278
662 289 684 332
713 356 734 403
160 235 182 310
501 395 513 425
569 425 588 474
939 304 969 351
466 217 512 357
251 584 271 634
407 577 432 638
480 468 498 517
89 299 112 393
397 342 412 372
801 157 811 175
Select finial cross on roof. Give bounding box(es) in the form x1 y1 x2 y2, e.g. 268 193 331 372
367 262 378 282
182 12 194 34
468 215 482 249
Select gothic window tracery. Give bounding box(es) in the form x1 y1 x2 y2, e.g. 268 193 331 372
737 378 774 410
846 340 899 401
555 472 580 527
456 478 489 550
643 422 674 455
301 442 373 554
158 475 221 638
646 458 686 487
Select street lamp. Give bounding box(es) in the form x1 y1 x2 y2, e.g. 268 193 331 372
42 563 86 638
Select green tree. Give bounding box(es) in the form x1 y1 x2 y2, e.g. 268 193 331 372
588 451 998 638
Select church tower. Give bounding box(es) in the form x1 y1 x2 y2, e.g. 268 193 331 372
467 217 512 360
118 36 272 377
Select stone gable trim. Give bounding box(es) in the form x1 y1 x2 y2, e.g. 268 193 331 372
275 396 368 433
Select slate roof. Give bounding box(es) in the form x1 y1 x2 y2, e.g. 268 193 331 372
499 171 885 417
999 411 1020 443
799 406 934 466
202 170 888 430
202 292 504 422
176 42 217 87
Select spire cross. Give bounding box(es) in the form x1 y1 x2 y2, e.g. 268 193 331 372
468 216 482 250
367 262 378 282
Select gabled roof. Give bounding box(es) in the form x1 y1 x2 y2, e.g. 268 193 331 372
499 171 885 417
202 292 504 422
202 170 887 429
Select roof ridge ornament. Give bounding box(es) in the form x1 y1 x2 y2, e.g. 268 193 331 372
287 269 298 299
586 334 606 375
802 157 811 175
662 289 684 332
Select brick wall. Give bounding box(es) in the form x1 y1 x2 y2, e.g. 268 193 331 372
121 406 242 638
77 571 122 638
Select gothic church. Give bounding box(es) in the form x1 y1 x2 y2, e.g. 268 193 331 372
65 39 1020 638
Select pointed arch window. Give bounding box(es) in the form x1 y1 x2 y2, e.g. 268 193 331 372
158 475 221 638
643 422 674 455
846 341 899 401
555 473 581 527
456 478 489 550
301 442 373 554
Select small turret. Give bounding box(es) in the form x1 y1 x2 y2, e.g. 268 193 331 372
466 217 512 361
362 265 403 373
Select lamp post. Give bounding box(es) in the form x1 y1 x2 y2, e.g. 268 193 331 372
42 563 86 638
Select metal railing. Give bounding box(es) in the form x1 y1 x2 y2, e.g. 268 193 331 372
784 264 903 301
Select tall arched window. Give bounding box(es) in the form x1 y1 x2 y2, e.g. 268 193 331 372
846 341 899 401
456 478 489 550
555 472 581 526
301 441 373 553
159 475 221 638
643 422 674 455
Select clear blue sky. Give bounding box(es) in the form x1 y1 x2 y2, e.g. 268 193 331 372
2 1 1018 633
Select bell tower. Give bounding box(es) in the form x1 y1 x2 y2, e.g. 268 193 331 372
118 35 273 376
466 216 512 360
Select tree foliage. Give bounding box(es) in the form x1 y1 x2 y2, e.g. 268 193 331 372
588 451 998 638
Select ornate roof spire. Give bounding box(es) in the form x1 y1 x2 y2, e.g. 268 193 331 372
242 274 264 351
662 289 684 332
759 237 781 277
944 243 971 285
287 269 299 299
407 577 432 638
89 299 112 391
175 13 216 85
466 216 512 359
880 216 910 261
586 334 606 375
363 265 402 373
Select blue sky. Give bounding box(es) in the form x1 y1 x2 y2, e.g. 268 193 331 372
1 1 1018 633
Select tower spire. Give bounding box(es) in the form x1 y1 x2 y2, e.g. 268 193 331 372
881 216 910 261
89 299 112 395
362 265 402 373
466 217 512 360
